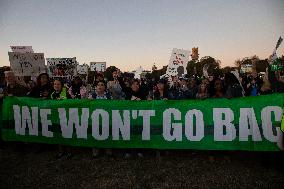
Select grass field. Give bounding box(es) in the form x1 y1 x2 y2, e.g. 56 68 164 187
1 143 284 189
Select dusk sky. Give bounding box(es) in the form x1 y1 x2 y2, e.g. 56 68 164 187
0 0 283 71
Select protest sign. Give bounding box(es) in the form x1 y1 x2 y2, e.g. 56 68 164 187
270 58 284 71
166 48 190 77
90 62 106 72
2 94 283 151
8 52 45 76
46 58 77 79
269 36 283 65
77 64 89 75
10 46 34 53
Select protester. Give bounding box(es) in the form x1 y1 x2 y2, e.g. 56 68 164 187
1 71 27 97
174 77 190 100
148 78 171 158
107 69 125 100
149 79 173 100
196 83 209 99
88 81 113 158
187 77 198 99
224 73 244 98
50 79 70 100
182 77 192 98
246 77 260 96
28 73 52 99
23 76 36 91
259 74 272 95
121 78 145 159
168 76 179 99
89 81 112 100
268 69 284 93
201 78 210 88
95 72 105 83
0 71 28 150
212 78 224 98
50 79 72 159
122 78 146 100
68 76 88 99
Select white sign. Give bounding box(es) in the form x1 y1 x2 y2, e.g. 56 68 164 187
90 62 106 72
77 64 89 75
166 48 190 77
8 52 45 76
10 46 34 53
133 66 143 79
46 58 77 79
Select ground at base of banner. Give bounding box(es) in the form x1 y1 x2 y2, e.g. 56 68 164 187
0 143 284 189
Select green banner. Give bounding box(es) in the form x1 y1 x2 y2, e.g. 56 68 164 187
1 94 284 151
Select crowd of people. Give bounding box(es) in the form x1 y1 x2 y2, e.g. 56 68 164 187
1 66 284 102
0 66 284 159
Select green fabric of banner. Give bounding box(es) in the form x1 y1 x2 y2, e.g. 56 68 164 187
1 94 284 151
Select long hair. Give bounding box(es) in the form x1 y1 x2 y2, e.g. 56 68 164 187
154 80 169 99
71 76 83 88
36 73 50 86
198 83 208 94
